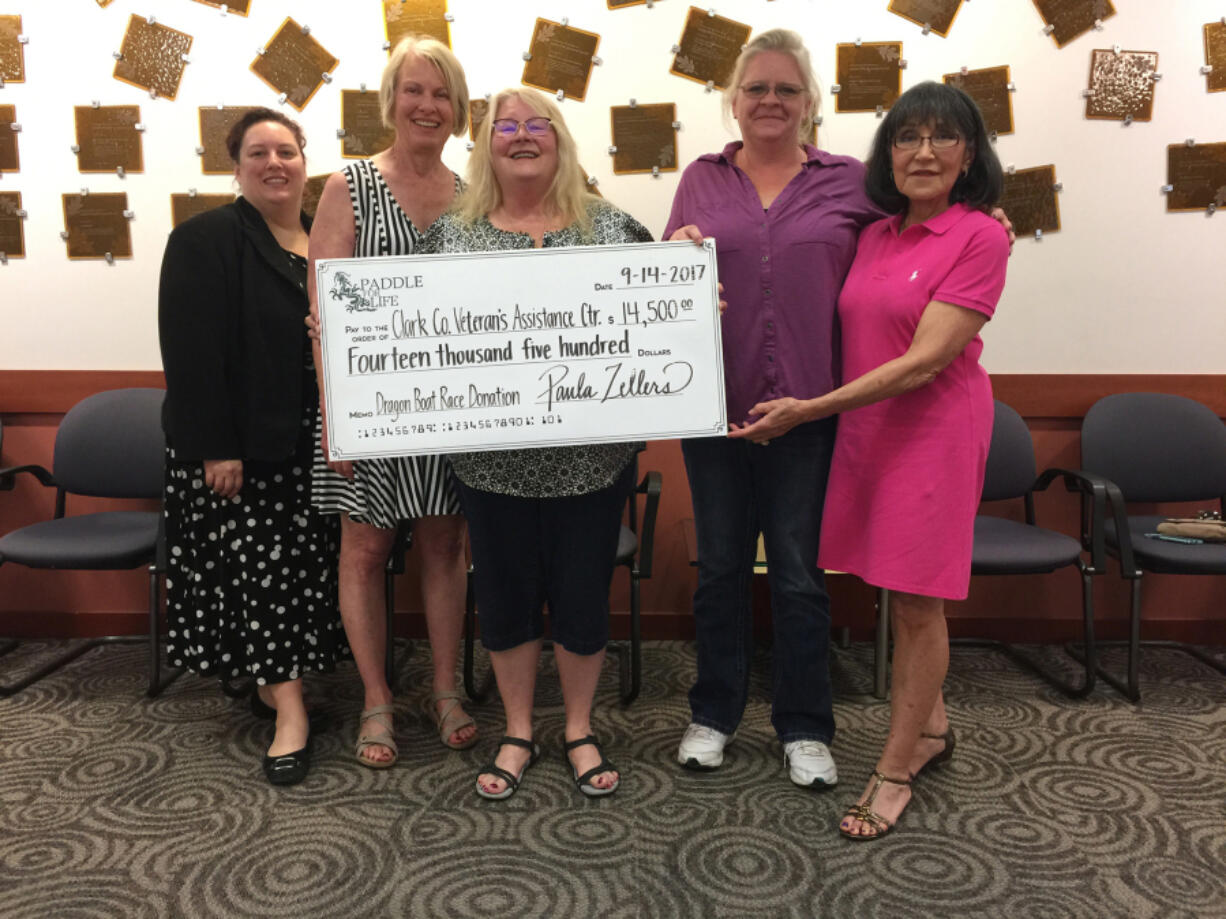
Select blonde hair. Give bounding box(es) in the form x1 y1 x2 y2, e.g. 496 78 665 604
379 35 469 137
458 88 594 236
723 29 821 143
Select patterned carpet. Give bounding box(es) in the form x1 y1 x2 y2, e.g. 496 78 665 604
2 638 1224 918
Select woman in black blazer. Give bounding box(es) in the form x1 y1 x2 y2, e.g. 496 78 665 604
158 108 345 786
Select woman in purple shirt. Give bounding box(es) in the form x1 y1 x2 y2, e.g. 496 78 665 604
665 29 882 789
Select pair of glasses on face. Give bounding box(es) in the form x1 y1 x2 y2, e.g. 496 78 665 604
491 117 552 137
739 82 806 100
893 129 962 151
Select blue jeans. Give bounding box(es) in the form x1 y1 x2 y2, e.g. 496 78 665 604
682 418 837 744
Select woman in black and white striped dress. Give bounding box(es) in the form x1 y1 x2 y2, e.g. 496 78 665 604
307 36 476 767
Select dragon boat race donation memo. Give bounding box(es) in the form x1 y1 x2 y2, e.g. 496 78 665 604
316 240 725 460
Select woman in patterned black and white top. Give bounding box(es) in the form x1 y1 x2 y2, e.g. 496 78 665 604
422 88 653 801
307 37 476 768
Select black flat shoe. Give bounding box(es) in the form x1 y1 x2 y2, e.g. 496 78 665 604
250 688 277 721
263 735 312 786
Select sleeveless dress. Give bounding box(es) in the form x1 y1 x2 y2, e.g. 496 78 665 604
311 160 463 528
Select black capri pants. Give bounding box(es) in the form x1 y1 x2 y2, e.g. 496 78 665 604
455 463 634 656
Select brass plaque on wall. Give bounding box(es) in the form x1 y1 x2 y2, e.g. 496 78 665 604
0 15 24 83
302 173 331 219
341 90 396 158
888 0 964 37
199 106 256 175
62 192 132 259
944 66 1014 136
250 18 339 111
1205 21 1226 93
1166 142 1226 212
1032 0 1116 49
0 191 24 258
74 105 143 173
113 14 194 101
610 103 677 175
1085 49 1158 122
521 18 600 102
384 0 450 49
171 192 235 227
999 166 1061 236
670 7 751 90
0 104 19 172
835 43 903 114
469 98 489 140
192 0 252 14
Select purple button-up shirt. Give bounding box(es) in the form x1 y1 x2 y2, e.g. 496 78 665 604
664 142 882 425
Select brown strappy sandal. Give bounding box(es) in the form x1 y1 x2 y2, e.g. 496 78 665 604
839 771 911 841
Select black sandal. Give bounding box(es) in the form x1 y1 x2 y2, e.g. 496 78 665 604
475 736 540 801
911 726 956 780
564 734 620 797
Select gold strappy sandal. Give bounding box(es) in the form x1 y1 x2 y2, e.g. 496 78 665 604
839 771 911 841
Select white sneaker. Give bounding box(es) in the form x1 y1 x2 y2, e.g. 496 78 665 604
677 723 733 770
784 740 838 788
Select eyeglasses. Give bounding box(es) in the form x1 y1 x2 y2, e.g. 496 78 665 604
491 117 552 137
893 129 962 151
739 82 806 100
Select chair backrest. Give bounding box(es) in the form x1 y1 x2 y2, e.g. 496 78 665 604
1081 392 1226 503
53 388 166 499
980 400 1036 502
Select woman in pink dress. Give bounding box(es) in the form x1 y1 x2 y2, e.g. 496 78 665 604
728 81 1009 839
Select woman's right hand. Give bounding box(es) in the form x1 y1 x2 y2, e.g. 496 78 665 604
319 421 354 479
203 459 243 499
669 224 705 246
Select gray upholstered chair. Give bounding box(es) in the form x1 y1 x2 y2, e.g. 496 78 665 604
0 388 179 697
1078 392 1226 701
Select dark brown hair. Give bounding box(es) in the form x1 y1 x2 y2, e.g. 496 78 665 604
225 107 307 163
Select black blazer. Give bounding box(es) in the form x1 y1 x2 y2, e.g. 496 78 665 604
158 197 315 462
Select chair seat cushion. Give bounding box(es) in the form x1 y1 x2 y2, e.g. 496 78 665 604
0 511 159 570
1106 515 1226 574
972 516 1083 575
615 525 637 566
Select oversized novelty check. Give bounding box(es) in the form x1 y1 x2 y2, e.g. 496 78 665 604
316 239 725 460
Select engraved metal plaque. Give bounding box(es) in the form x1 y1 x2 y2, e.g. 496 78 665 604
1086 49 1158 122
250 18 339 111
96 0 116 7
113 14 194 101
0 191 24 258
0 104 18 172
171 192 235 227
610 103 677 175
944 65 1014 136
999 165 1061 236
192 0 252 14
670 7 752 90
888 0 964 37
835 42 903 114
608 0 648 7
341 90 395 158
74 105 144 174
1206 21 1226 93
384 0 451 49
469 98 489 141
1166 142 1226 212
0 15 24 83
62 192 132 259
522 18 600 102
302 173 332 219
198 106 256 175
1032 0 1116 49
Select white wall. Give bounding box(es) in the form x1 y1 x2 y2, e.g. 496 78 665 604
1 0 1223 372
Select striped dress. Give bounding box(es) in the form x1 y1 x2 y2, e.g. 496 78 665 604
311 159 462 528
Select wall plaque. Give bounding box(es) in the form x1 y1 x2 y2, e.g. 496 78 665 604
74 105 143 174
999 165 1061 236
384 0 450 49
835 42 903 113
1166 142 1226 212
171 192 235 227
303 173 331 219
670 7 751 90
888 0 964 37
62 192 132 259
0 104 19 172
0 191 24 258
944 65 1014 136
341 90 395 158
113 14 194 101
250 18 339 111
0 15 24 83
192 0 251 14
469 98 489 140
610 103 677 175
1205 21 1226 93
521 18 600 102
198 106 256 175
1085 49 1158 122
1032 0 1116 49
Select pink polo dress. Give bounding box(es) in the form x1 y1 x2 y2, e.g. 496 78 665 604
817 203 1009 600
